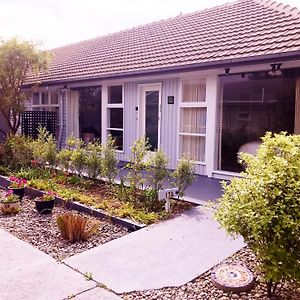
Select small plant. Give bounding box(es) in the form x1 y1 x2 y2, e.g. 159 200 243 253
146 149 169 191
2 190 20 203
101 135 118 184
9 176 27 188
0 190 20 214
41 190 57 201
84 272 93 281
126 137 150 200
85 141 102 180
172 156 195 198
31 127 57 168
57 213 100 243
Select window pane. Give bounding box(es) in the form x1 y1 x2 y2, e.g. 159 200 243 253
33 92 39 105
180 108 206 134
180 135 205 162
107 130 123 150
41 92 48 104
182 80 206 102
108 85 122 104
108 108 123 129
146 91 159 151
51 92 59 105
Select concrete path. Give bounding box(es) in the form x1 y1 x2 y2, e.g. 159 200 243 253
64 206 245 293
0 229 121 300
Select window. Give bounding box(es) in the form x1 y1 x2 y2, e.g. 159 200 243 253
179 79 207 163
107 85 123 150
31 90 60 136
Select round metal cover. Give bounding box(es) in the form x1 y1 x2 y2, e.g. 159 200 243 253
211 264 255 293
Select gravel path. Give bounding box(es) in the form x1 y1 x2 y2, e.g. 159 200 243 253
0 196 128 261
121 247 300 300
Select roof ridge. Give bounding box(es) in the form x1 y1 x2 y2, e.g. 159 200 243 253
51 0 239 51
252 0 300 19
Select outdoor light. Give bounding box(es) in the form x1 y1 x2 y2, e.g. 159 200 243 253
268 63 282 76
224 68 230 75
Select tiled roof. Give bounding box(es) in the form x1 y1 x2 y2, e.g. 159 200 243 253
27 0 300 85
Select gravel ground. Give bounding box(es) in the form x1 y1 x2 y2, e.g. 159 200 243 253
121 247 300 300
0 196 128 261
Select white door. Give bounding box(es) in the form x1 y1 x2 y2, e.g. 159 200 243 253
139 83 162 151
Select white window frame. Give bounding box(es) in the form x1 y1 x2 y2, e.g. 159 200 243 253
106 84 124 152
178 78 207 165
31 90 60 111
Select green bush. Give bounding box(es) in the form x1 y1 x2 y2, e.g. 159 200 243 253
215 132 300 297
3 134 33 170
85 141 102 180
101 135 118 184
172 156 195 198
146 149 169 191
31 127 57 168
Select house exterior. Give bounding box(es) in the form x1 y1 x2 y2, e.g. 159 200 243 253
23 0 300 179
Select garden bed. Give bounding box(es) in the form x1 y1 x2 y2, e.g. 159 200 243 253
0 192 128 261
121 246 300 300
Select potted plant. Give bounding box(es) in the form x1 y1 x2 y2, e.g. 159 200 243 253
8 176 27 201
0 190 21 214
34 190 56 214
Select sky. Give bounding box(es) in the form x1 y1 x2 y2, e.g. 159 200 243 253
1 0 300 49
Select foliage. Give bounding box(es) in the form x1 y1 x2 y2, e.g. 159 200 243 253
41 190 57 201
215 132 300 297
0 38 50 134
68 137 86 176
3 134 33 170
31 127 57 168
1 190 20 203
85 141 102 180
125 136 150 199
172 156 195 198
8 176 27 188
57 213 99 243
101 135 118 184
146 149 169 190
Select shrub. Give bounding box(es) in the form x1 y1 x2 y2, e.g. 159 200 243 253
215 132 300 297
101 135 118 184
68 137 86 176
85 141 102 180
31 127 57 168
146 149 169 191
3 134 33 170
57 213 99 243
172 156 195 198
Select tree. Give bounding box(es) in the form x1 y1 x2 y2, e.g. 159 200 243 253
0 38 50 134
215 132 300 297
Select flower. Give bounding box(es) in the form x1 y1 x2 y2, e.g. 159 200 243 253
9 177 27 189
42 191 57 201
2 190 20 203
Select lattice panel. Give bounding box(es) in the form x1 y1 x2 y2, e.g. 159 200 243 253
21 111 57 139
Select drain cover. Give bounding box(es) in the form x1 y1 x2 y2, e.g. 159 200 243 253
211 264 254 293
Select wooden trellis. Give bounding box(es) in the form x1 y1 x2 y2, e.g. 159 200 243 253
21 111 57 139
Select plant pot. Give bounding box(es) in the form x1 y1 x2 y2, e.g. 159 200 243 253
0 200 20 214
7 187 25 201
34 198 55 214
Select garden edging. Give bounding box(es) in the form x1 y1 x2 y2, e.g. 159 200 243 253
0 175 145 231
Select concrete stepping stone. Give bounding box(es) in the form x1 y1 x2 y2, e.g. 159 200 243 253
64 206 245 293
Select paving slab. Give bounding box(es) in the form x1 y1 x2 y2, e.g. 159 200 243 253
64 206 245 293
0 229 95 300
73 287 122 300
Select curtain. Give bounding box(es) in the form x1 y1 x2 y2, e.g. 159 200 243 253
67 90 79 138
182 80 206 102
295 78 300 134
180 108 206 134
180 135 205 162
